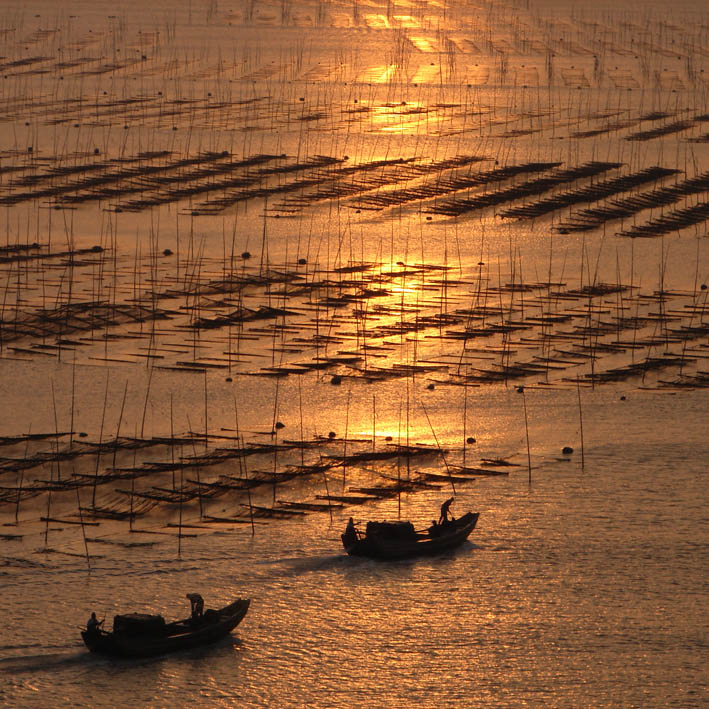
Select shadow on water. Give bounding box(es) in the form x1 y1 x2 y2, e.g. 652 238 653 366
0 636 245 674
273 539 484 577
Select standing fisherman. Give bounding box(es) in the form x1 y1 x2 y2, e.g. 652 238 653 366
438 497 455 525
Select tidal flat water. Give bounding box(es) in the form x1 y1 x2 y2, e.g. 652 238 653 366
0 0 708 706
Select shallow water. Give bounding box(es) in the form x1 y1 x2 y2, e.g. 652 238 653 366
1 390 707 708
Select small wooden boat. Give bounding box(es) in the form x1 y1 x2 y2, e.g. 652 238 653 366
341 511 479 560
81 598 250 658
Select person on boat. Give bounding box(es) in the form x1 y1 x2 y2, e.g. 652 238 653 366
86 612 103 634
342 517 358 547
186 593 204 620
438 497 455 525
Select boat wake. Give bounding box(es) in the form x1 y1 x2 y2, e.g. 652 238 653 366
0 650 89 674
264 553 354 575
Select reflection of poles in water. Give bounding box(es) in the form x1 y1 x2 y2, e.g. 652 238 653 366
93 372 110 507
178 442 184 556
113 382 129 472
203 370 209 451
272 377 280 505
186 413 203 518
45 381 61 547
397 401 402 520
233 394 255 536
519 386 532 484
576 379 585 471
75 471 91 571
372 394 376 453
342 388 351 490
15 423 31 524
462 383 469 469
129 426 137 531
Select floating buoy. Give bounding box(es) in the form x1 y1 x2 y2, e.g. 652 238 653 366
241 251 251 259
466 437 476 445
562 446 573 455
298 258 307 265
163 248 173 256
331 375 342 385
275 421 285 430
328 431 336 439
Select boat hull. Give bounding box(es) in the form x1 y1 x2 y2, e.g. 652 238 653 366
342 511 479 560
82 598 250 658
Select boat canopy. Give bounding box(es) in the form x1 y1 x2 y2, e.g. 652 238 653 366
113 613 166 636
365 520 416 538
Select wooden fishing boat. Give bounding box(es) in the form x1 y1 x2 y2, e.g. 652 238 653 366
81 597 250 658
341 511 479 560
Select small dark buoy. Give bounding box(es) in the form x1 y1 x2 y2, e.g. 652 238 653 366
701 284 707 290
298 257 307 265
90 245 103 253
79 432 88 438
163 248 173 256
517 386 524 393
562 446 573 455
620 395 626 401
225 377 232 382
241 251 251 259
94 147 100 155
27 146 32 153
275 421 285 430
466 436 476 445
328 431 336 439
385 435 393 441
331 375 342 385
426 383 435 390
